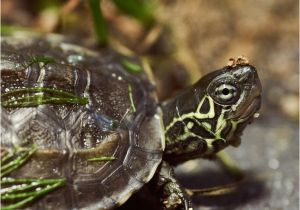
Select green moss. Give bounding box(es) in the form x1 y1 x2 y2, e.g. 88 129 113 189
128 84 137 113
1 87 89 108
27 55 56 66
1 146 66 209
1 178 66 210
122 59 143 73
88 156 116 161
1 146 37 178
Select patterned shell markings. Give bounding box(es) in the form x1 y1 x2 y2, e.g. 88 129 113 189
0 36 164 210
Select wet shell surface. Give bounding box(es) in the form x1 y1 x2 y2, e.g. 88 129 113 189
1 34 165 210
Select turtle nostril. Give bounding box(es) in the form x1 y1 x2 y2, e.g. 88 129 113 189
239 72 252 82
233 65 256 83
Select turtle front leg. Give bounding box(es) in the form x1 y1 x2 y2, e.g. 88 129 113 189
156 161 192 210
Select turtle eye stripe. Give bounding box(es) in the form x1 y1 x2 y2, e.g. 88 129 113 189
164 93 246 157
165 95 220 143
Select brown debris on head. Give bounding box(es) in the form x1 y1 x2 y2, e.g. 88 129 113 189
227 55 249 67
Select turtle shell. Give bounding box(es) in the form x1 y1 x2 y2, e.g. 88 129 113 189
1 34 165 209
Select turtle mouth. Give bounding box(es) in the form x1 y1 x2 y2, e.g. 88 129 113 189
230 95 262 121
227 96 261 147
239 96 261 120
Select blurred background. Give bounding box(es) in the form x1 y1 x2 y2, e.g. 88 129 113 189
1 0 299 209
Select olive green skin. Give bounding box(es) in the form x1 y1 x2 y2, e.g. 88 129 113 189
1 35 164 210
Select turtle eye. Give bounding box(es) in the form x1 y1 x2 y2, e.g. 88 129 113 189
214 84 239 104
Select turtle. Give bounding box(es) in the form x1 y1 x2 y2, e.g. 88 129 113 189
0 33 262 210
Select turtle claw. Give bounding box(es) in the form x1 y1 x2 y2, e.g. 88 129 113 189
162 182 188 210
162 193 191 210
158 162 192 210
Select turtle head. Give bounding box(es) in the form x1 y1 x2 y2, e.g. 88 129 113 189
163 63 262 163
205 64 262 146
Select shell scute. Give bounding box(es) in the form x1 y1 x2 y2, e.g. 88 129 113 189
1 35 164 209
